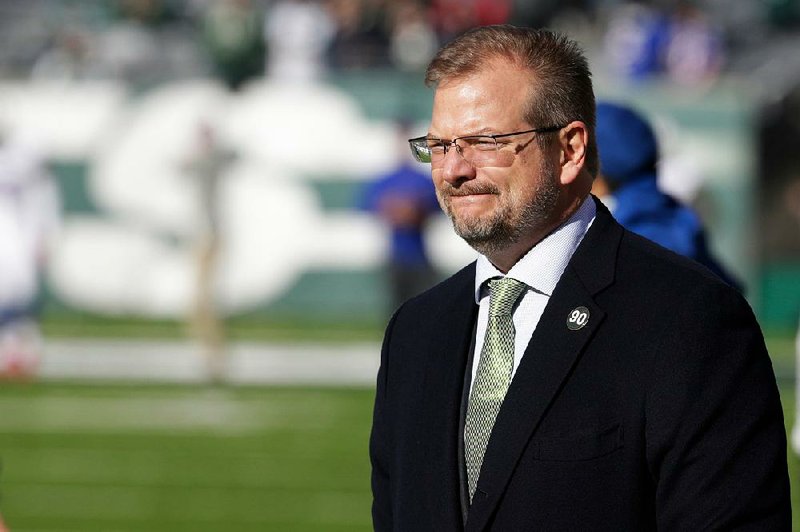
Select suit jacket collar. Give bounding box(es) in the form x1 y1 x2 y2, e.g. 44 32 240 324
465 196 622 531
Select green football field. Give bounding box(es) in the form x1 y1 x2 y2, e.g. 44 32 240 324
0 330 797 530
0 384 375 531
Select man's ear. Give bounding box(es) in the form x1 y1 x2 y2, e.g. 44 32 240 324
558 121 588 185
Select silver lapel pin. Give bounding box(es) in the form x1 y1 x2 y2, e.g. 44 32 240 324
567 306 590 330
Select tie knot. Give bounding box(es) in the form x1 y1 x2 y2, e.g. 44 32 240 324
487 277 527 317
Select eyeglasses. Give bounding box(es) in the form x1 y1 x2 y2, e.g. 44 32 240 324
408 125 564 167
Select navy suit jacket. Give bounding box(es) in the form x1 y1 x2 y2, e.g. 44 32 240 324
370 197 791 531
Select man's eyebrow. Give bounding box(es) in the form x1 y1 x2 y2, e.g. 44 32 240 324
426 128 498 139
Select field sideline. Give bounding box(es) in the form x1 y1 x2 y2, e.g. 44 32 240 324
34 338 380 386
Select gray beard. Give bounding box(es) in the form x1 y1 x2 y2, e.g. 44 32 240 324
440 160 560 256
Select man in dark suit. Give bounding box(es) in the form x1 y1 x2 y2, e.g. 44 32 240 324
370 25 791 530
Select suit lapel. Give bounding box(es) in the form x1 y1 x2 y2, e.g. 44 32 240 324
465 198 622 531
418 265 478 530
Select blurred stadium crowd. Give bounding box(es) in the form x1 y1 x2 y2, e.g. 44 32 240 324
0 0 797 88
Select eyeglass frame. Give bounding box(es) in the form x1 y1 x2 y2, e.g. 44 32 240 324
408 125 565 166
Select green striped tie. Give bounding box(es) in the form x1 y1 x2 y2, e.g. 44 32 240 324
464 277 527 501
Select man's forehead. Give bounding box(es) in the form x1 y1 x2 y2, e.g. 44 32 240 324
433 61 534 106
430 73 531 135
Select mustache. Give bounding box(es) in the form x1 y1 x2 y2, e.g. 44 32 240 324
438 183 501 197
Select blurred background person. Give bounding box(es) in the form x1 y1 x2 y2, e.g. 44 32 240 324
603 2 671 82
592 100 741 290
201 0 264 91
359 120 441 316
98 0 177 87
386 0 438 73
30 27 105 81
602 0 726 88
182 119 236 381
264 0 335 82
326 0 391 70
429 0 478 41
783 176 800 455
0 131 60 379
664 0 725 87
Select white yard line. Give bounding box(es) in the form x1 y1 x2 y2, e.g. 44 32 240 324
38 339 381 386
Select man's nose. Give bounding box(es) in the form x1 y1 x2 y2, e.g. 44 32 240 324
440 145 476 184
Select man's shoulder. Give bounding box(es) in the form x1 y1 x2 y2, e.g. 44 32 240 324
382 262 477 348
572 200 736 301
392 262 475 320
613 227 746 312
620 227 721 278
410 261 475 305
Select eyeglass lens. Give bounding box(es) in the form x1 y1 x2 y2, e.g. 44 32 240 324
422 137 499 166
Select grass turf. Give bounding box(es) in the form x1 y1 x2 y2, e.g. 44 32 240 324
0 327 797 530
0 384 375 531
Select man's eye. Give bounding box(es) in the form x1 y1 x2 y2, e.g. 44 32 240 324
470 139 496 151
428 144 446 153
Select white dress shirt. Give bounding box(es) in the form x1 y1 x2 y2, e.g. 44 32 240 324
470 197 596 386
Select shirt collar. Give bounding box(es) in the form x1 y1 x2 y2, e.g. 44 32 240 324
474 196 596 302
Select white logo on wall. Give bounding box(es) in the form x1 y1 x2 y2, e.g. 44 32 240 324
0 80 475 317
